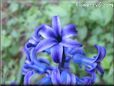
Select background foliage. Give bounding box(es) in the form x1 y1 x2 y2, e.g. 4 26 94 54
1 0 114 85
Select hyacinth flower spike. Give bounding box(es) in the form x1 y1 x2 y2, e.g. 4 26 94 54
35 16 82 63
73 45 106 75
22 16 107 85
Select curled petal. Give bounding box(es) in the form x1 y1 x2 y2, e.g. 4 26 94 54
38 76 52 85
28 38 38 47
73 54 97 71
51 68 61 84
35 39 57 52
62 24 77 38
61 70 71 84
24 48 51 74
30 48 38 64
24 44 31 61
94 45 106 62
96 64 104 76
24 35 40 61
51 44 63 63
80 77 94 85
66 47 85 56
22 65 29 75
24 62 48 74
76 72 96 85
61 38 82 48
24 71 35 84
37 58 50 65
64 57 71 69
51 69 76 85
31 25 42 42
30 48 50 66
34 25 43 38
52 16 62 36
70 74 76 85
39 24 56 39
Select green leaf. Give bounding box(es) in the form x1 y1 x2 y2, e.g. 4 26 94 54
11 30 20 38
103 69 113 84
89 8 104 26
102 55 112 69
89 6 113 26
104 33 113 43
77 26 88 41
45 5 67 18
87 36 98 45
101 6 113 26
9 2 19 13
45 4 70 26
9 44 19 56
92 26 103 35
2 36 12 48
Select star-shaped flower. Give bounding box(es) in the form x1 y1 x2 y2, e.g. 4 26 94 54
35 16 82 63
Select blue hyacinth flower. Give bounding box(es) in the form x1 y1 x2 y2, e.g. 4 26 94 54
35 16 82 63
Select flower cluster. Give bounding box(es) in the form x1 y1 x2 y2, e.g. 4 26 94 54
22 16 106 85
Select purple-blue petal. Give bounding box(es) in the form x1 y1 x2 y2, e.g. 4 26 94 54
70 74 76 85
51 44 63 63
24 71 35 84
24 44 31 61
24 62 48 74
64 57 71 69
94 45 106 62
60 38 82 48
52 16 62 36
73 54 97 71
62 24 77 38
30 48 50 66
34 25 42 38
96 64 104 76
76 72 96 85
22 65 29 75
30 48 38 64
37 58 50 65
60 70 71 84
66 47 85 56
43 48 51 54
28 38 38 47
38 76 52 85
39 24 56 39
51 68 61 84
35 39 57 53
32 25 42 41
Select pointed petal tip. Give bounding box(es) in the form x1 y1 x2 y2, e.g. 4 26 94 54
51 44 63 63
94 45 106 62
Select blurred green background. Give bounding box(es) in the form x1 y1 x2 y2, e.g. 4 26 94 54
1 0 114 85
